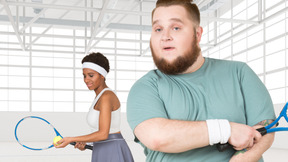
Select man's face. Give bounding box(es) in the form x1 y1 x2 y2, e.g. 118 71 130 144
150 5 201 75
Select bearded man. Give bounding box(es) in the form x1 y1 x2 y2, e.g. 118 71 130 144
127 0 276 161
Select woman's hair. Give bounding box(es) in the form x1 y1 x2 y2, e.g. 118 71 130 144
81 52 110 73
152 0 200 26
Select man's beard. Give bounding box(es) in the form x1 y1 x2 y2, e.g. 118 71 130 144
151 36 201 75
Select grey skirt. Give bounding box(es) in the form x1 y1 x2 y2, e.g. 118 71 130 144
92 133 134 162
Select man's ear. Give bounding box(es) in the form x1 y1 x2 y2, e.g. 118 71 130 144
196 26 203 43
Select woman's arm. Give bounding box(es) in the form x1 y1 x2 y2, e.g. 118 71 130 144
55 91 116 148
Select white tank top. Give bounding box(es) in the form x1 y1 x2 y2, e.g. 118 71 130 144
86 88 121 134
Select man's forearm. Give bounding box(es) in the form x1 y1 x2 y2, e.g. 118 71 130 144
230 121 275 162
134 118 266 154
134 118 209 153
230 132 275 162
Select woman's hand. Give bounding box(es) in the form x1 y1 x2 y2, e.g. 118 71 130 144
54 137 72 148
74 142 87 151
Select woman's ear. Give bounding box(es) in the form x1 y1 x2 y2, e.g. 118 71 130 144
100 74 105 79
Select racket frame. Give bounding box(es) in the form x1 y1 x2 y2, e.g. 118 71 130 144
217 102 288 152
14 116 62 151
15 116 92 150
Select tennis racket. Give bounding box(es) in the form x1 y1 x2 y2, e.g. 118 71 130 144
14 116 93 151
217 102 288 152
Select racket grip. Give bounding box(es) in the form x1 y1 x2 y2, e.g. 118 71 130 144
70 142 93 150
85 144 93 150
216 143 233 152
217 127 267 152
256 127 267 136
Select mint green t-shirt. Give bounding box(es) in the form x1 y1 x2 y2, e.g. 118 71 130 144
127 58 275 162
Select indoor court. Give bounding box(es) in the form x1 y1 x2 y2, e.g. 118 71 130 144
0 0 288 161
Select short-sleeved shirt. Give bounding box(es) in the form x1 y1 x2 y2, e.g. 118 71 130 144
127 58 275 162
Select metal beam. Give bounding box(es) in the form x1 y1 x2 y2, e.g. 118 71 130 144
19 0 57 33
0 14 259 30
25 0 83 50
4 1 151 16
87 0 140 52
201 16 259 25
260 6 288 24
0 6 4 12
85 0 110 53
1 0 25 51
202 0 288 53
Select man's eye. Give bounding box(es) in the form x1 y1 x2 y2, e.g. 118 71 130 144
173 27 180 31
155 28 162 32
89 75 93 77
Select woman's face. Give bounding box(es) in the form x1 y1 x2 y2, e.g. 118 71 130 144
83 68 103 91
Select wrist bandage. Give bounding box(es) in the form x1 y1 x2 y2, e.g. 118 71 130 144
206 119 231 145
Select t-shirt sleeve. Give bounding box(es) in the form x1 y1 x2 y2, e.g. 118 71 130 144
239 63 276 126
127 74 168 133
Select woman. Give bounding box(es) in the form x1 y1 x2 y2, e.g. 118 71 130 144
55 52 134 162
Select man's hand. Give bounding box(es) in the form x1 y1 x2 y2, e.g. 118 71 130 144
229 122 262 150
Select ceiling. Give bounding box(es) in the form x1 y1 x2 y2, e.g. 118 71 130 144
0 0 286 57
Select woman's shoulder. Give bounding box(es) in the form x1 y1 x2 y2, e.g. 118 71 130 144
99 89 120 109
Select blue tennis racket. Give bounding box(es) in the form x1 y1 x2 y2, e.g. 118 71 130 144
217 102 288 152
15 116 93 151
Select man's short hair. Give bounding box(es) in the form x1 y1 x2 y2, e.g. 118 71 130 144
152 0 200 26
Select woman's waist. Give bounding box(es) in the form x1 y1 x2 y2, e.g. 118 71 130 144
93 133 125 144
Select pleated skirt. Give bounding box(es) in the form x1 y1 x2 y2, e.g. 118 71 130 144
92 133 134 162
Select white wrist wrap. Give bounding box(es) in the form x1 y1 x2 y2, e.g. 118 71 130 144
206 119 231 145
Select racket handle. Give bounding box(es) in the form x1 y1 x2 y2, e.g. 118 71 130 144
85 144 93 150
256 127 267 136
216 143 233 152
70 142 93 150
217 127 267 152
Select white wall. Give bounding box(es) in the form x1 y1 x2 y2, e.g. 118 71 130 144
1 104 288 162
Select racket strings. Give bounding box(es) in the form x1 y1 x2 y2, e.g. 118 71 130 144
16 118 56 150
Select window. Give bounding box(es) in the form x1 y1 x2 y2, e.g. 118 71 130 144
0 28 154 112
204 0 288 104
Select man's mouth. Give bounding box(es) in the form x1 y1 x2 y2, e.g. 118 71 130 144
163 47 175 50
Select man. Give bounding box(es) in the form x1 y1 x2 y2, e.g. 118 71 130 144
127 0 276 161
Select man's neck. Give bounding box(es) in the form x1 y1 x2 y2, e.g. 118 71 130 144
182 54 205 74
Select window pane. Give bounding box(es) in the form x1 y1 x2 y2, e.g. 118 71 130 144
117 80 135 91
32 90 53 101
75 102 91 112
9 76 30 88
270 88 285 104
266 37 285 55
54 102 73 112
266 71 285 89
9 90 29 101
248 58 263 75
9 101 29 111
266 51 285 72
32 102 53 112
54 78 73 89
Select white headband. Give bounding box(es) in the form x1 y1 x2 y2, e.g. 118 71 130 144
82 62 108 78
